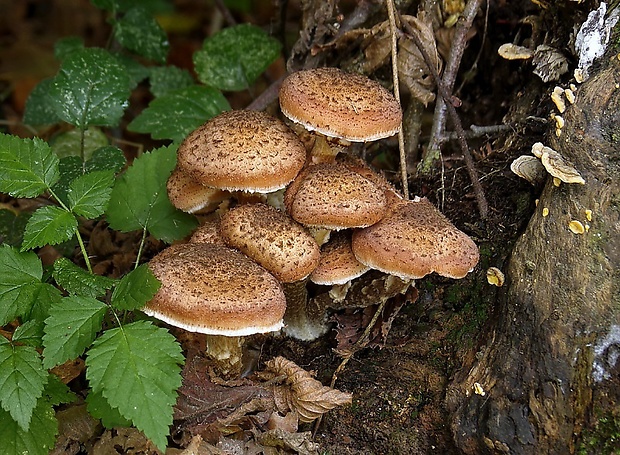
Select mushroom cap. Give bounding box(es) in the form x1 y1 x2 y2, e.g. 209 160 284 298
279 67 402 142
177 110 307 193
309 232 370 285
351 197 479 280
188 218 227 245
145 243 286 336
219 203 320 283
166 166 230 213
284 163 387 230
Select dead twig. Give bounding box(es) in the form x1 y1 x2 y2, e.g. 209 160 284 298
246 75 286 112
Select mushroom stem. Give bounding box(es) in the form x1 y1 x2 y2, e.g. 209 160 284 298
204 334 244 379
309 135 347 164
282 280 329 341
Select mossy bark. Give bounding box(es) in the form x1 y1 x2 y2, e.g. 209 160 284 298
447 58 620 454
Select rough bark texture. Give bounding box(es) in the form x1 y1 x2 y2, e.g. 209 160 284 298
447 57 620 454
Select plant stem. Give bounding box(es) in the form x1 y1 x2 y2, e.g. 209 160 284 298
134 226 148 269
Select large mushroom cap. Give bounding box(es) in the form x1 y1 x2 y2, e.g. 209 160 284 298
279 67 402 142
219 203 320 283
352 197 479 280
145 243 286 336
177 110 307 193
284 163 387 230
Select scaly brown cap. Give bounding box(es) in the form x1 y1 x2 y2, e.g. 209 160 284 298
166 166 230 213
310 232 370 285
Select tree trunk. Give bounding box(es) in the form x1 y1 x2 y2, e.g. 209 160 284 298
447 58 620 454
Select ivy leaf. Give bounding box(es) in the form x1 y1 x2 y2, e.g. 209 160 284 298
50 127 109 160
0 133 59 198
0 398 57 455
111 264 160 311
49 48 132 129
114 7 169 64
85 146 127 174
0 245 42 325
21 206 77 251
127 85 230 142
86 390 132 428
193 24 281 91
23 79 62 126
106 144 198 243
42 295 108 369
53 257 116 298
12 320 44 348
0 338 48 430
85 321 184 452
68 170 115 218
149 65 194 98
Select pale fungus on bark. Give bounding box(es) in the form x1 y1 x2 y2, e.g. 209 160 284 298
486 267 505 287
531 142 585 184
569 220 586 234
497 43 534 60
510 155 546 186
551 86 566 113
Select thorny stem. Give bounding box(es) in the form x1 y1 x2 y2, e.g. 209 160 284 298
385 0 409 200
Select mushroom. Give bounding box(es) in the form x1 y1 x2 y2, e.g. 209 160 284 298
531 142 585 184
188 217 227 245
177 110 307 196
351 197 479 280
166 166 230 214
510 155 546 186
497 43 534 60
279 67 402 163
144 243 286 378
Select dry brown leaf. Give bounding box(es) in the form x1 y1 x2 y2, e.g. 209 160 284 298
255 428 319 455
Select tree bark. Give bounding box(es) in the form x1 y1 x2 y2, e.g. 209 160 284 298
447 57 620 454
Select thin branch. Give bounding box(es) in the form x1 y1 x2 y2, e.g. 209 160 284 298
246 75 286 111
213 0 237 26
440 123 513 141
385 0 409 199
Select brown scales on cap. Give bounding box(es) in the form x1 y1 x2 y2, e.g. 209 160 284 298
144 243 286 336
352 198 479 280
166 166 229 213
177 110 306 193
219 203 320 283
310 232 370 285
279 67 402 142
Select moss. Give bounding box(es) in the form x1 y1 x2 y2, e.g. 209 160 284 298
577 413 620 455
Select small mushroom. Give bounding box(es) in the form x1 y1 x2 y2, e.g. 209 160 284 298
166 166 230 214
497 43 534 60
531 142 585 184
510 155 546 186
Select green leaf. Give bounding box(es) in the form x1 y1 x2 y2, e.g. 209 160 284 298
26 283 62 325
193 24 281 91
0 338 48 430
44 374 77 406
106 144 198 242
114 7 169 63
0 398 57 455
115 53 150 88
52 156 83 207
86 389 132 428
127 85 229 142
149 65 194 97
0 245 42 325
68 170 115 218
54 36 85 61
23 79 62 126
85 321 184 452
21 206 77 251
111 264 160 311
42 296 108 369
49 48 132 129
92 0 172 14
0 207 30 247
50 127 109 160
85 146 127 173
0 133 59 198
12 320 44 348
53 257 116 298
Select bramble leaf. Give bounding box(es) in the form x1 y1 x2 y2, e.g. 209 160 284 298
0 337 48 430
85 320 184 452
0 398 57 455
12 320 44 348
0 207 30 247
127 85 230 142
68 170 115 218
193 23 281 91
21 206 77 251
0 133 59 198
149 65 194 97
0 245 43 325
50 127 109 160
86 390 132 428
54 36 85 61
23 79 62 126
111 264 160 311
85 146 127 173
42 295 108 369
49 48 132 129
106 144 198 243
114 7 169 64
25 283 62 326
44 374 77 406
52 257 116 298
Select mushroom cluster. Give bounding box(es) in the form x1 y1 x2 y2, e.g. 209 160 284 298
143 67 480 378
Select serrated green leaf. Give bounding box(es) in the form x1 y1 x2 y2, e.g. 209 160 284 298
114 7 169 63
0 338 48 430
0 133 59 198
12 320 44 347
52 156 83 207
51 127 109 160
49 48 132 129
53 257 116 298
26 283 62 324
21 206 77 251
106 144 198 242
115 52 150 89
45 374 77 406
149 65 194 98
0 245 43 325
127 85 229 142
85 146 126 173
42 296 107 369
68 170 115 218
0 398 57 455
85 320 184 452
0 208 30 247
111 264 160 311
86 389 132 428
23 79 62 126
54 36 85 61
194 24 281 91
